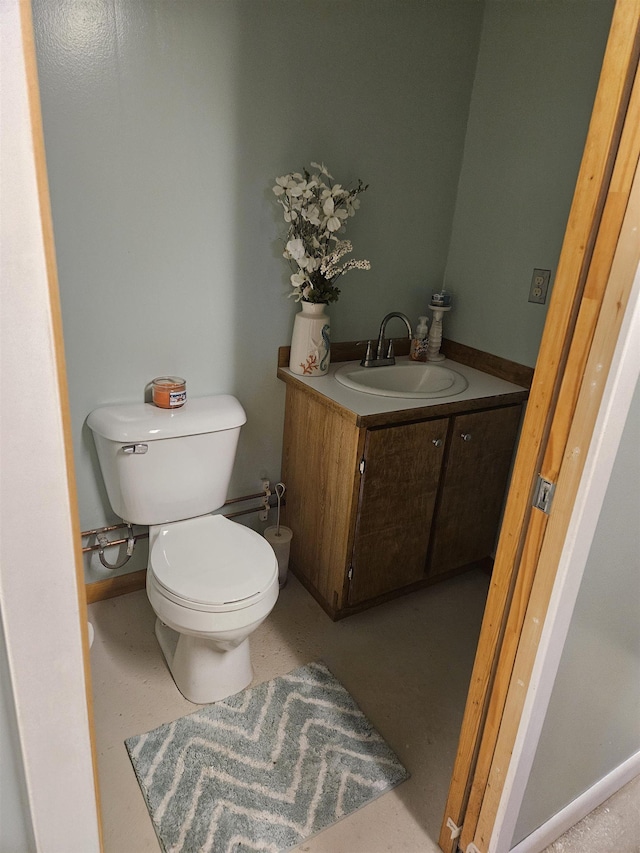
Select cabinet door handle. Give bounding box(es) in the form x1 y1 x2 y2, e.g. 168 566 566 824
432 438 443 447
461 433 472 441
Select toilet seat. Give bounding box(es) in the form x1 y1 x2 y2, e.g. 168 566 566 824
149 514 278 613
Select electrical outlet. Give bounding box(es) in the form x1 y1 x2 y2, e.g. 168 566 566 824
528 268 551 304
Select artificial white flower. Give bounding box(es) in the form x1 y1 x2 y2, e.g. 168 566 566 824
310 161 333 179
303 205 321 226
285 238 306 260
291 272 307 288
272 176 289 196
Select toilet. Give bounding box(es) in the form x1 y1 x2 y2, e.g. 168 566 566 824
87 395 279 704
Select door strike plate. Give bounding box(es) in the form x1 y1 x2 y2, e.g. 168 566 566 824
533 475 555 515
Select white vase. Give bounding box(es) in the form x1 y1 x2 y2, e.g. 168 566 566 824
289 302 331 376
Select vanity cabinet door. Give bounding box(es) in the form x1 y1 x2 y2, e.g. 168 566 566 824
427 405 522 578
348 418 447 605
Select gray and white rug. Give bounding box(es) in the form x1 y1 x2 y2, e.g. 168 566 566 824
125 661 409 852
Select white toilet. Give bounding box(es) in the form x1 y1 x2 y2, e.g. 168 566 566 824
87 395 279 704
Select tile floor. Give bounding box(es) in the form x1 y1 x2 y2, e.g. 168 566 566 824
88 571 638 853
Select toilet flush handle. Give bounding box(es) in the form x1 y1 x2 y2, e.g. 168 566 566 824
122 443 148 454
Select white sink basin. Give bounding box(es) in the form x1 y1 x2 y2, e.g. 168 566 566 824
334 360 468 399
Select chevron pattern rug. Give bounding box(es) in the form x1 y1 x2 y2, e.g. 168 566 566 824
125 662 408 852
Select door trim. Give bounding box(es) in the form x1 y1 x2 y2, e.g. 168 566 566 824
476 153 640 853
8 2 104 848
439 2 640 850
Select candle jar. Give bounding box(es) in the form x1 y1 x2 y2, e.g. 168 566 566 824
152 376 186 409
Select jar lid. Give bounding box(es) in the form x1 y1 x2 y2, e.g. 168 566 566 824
152 376 185 387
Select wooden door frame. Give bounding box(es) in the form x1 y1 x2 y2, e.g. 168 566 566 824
440 2 640 850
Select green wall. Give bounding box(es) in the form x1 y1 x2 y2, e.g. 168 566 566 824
32 0 611 583
445 0 613 366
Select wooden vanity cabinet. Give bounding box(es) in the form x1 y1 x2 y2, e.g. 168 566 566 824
280 379 524 620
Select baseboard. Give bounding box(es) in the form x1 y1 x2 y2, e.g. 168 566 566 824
509 750 640 853
85 569 147 604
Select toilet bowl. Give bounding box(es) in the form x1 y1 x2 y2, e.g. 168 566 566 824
147 514 279 703
87 394 280 705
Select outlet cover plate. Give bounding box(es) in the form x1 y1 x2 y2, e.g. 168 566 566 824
529 268 551 304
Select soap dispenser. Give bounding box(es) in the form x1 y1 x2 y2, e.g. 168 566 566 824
410 316 429 362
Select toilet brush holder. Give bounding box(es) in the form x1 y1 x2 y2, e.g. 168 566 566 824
264 526 293 587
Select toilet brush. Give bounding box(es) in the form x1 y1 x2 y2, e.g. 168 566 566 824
263 482 293 587
274 482 285 534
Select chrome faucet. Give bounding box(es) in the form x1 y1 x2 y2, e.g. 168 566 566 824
360 312 413 367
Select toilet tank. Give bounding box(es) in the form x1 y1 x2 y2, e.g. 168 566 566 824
87 395 246 525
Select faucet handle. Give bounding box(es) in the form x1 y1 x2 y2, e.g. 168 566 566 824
360 340 375 367
386 340 394 359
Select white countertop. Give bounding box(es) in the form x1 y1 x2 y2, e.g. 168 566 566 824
279 356 527 418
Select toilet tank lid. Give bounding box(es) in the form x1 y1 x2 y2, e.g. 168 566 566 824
87 395 247 442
